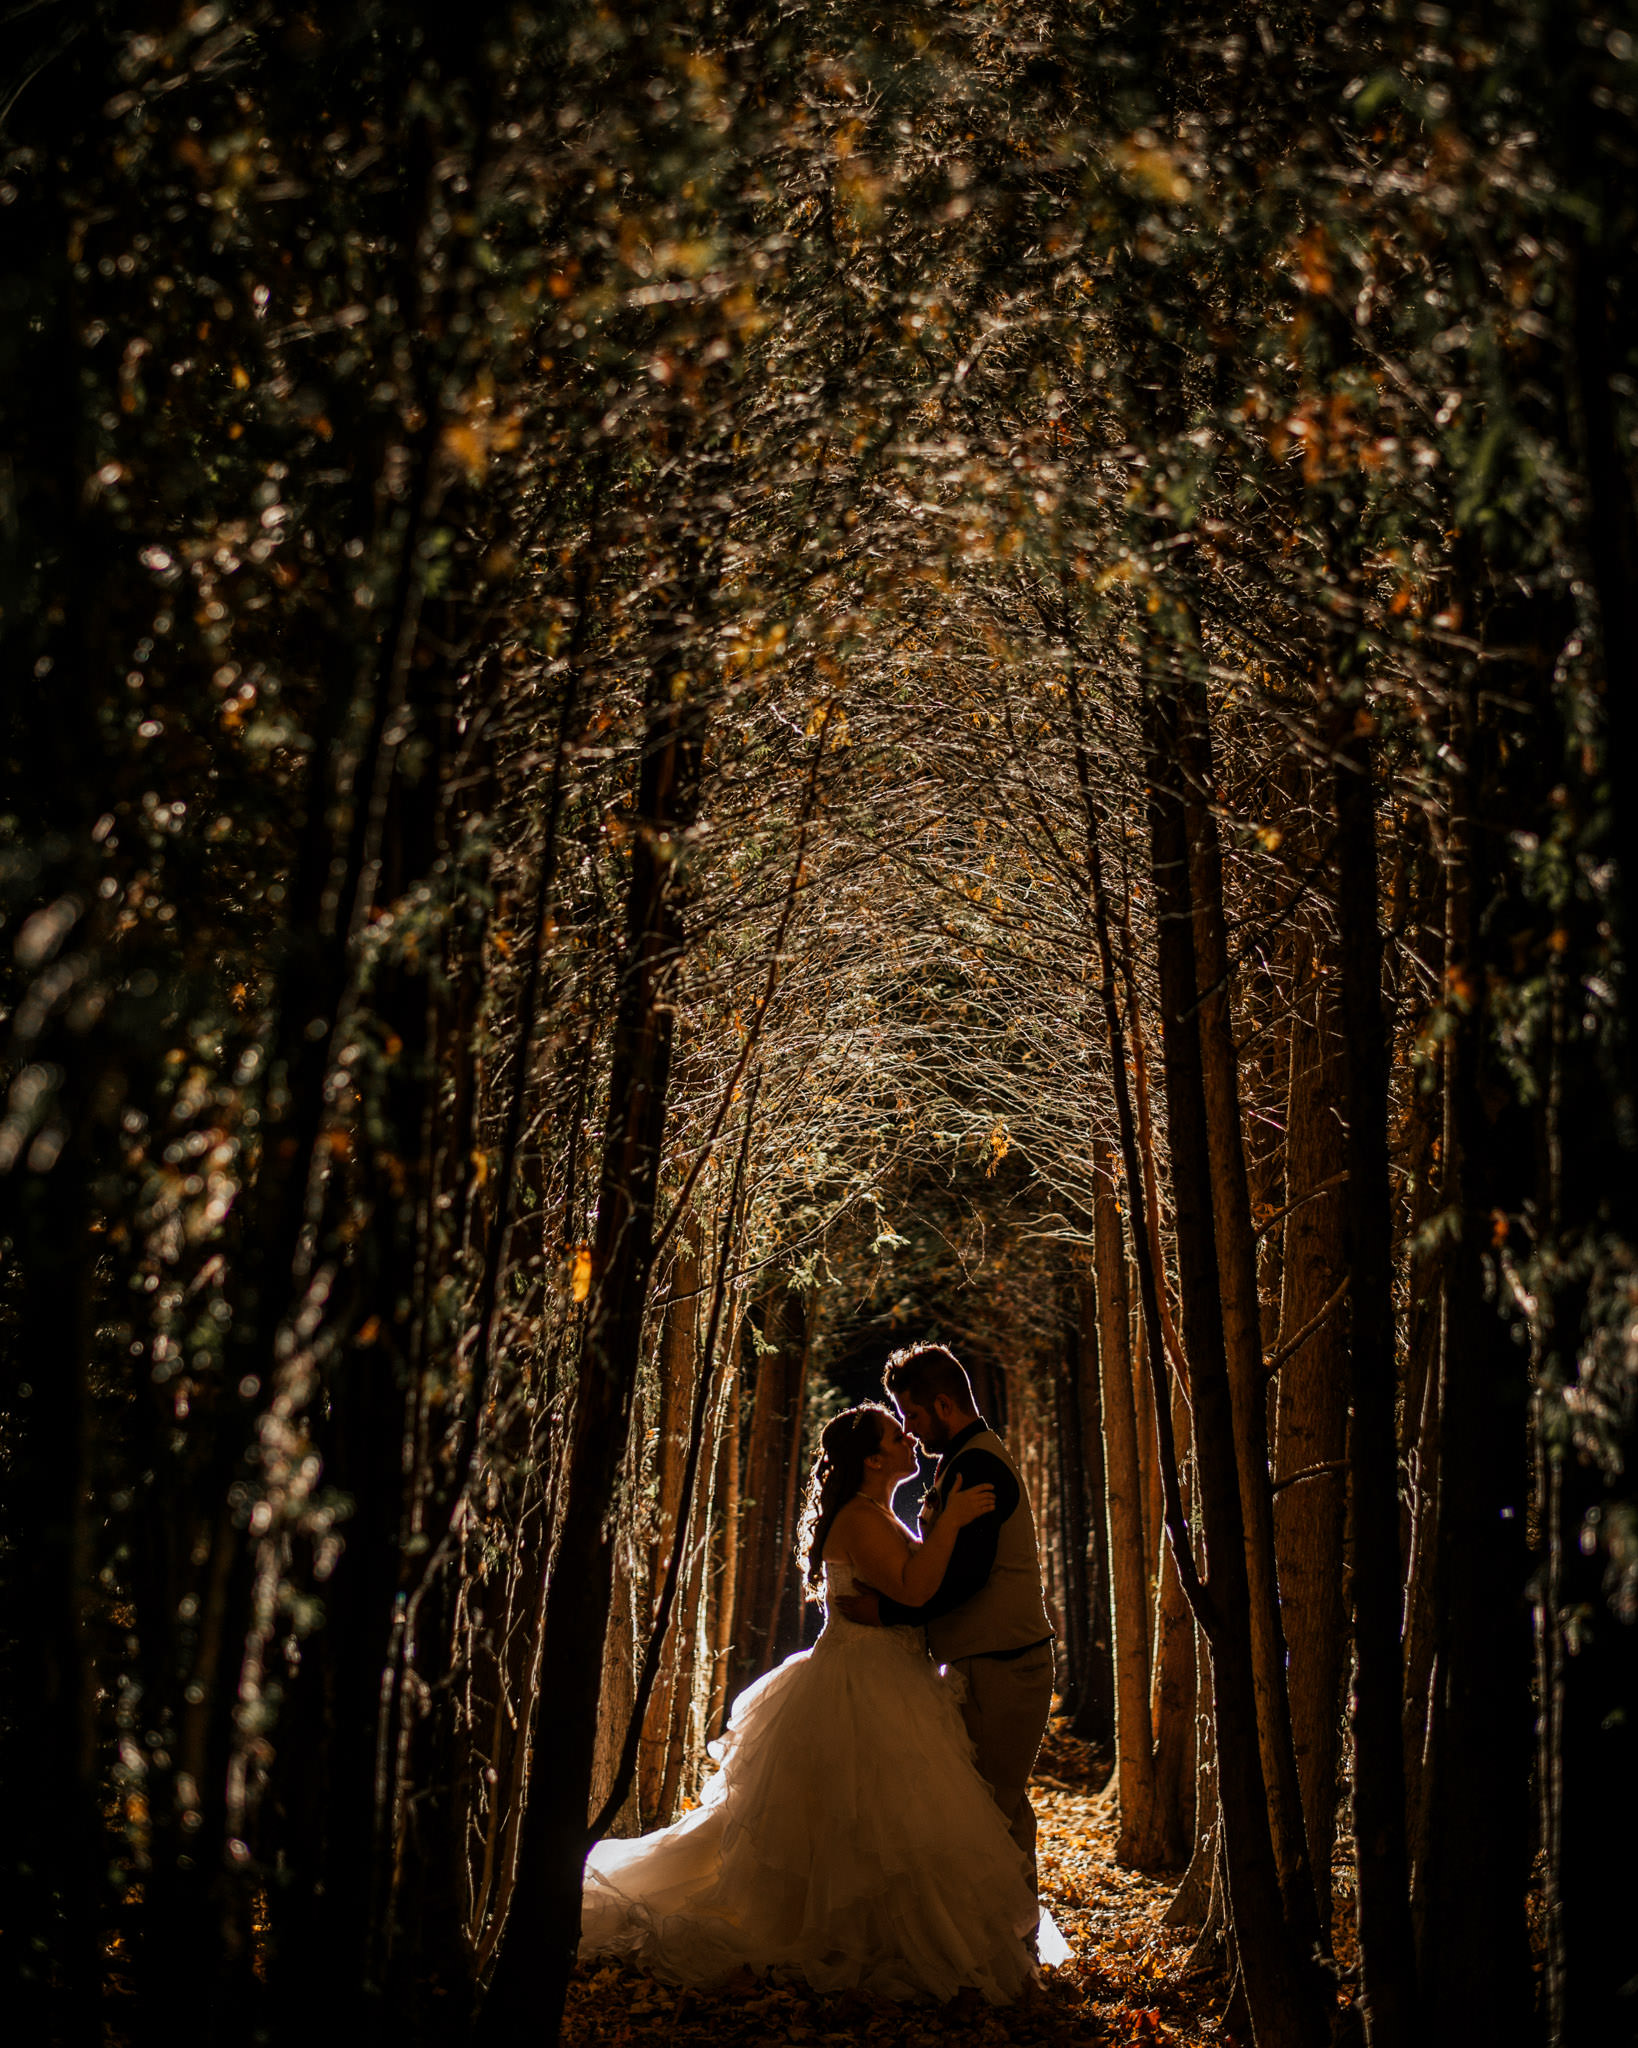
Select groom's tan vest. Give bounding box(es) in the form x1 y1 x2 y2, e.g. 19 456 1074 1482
925 1427 1053 1663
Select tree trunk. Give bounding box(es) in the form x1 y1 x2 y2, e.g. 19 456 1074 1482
767 1289 812 1663
1119 853 1190 1383
4 1163 102 2047
662 1239 740 1815
1270 932 1349 1942
475 664 706 2046
1132 1294 1163 1628
1411 682 1535 2047
1538 1377 1638 2048
1053 1301 1096 1742
1151 1368 1198 1865
587 1476 642 1836
1567 227 1638 1094
729 1285 808 1695
638 1221 702 1824
264 647 462 2032
657 1458 715 1818
1070 1279 1117 1752
1182 678 1320 1950
1398 817 1446 1887
1076 667 1313 2024
708 1335 743 1739
1167 1627 1218 1930
1093 1148 1166 1864
468 1469 555 1979
1146 674 1327 2048
1331 714 1422 2048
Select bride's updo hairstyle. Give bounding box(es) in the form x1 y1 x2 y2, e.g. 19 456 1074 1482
798 1403 896 1596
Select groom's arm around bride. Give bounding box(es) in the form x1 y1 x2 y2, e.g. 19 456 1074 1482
838 1343 1056 1902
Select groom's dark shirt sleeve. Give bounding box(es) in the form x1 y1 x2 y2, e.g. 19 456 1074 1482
875 1447 1019 1627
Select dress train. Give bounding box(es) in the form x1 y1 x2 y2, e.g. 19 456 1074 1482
579 1560 1067 2002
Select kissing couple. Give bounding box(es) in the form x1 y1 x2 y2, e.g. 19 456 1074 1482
580 1342 1070 2001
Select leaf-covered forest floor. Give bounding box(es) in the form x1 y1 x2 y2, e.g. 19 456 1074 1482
564 1729 1241 2048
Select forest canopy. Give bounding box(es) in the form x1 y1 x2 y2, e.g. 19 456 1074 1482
2 3 1636 2044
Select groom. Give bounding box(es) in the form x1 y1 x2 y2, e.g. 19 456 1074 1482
838 1343 1055 1899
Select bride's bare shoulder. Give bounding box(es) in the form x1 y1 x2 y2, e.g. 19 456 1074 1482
832 1497 905 1553
826 1497 884 1546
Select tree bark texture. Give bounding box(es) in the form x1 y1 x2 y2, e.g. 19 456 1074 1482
1331 717 1423 2048
1150 1368 1198 1866
708 1339 743 1739
638 1221 703 1824
1166 1629 1219 1932
1270 933 1349 1942
1133 1304 1163 1628
588 1479 642 1836
1054 1299 1107 1747
1398 831 1446 1874
1120 893 1191 1384
1093 1148 1165 1864
1069 1279 1117 1751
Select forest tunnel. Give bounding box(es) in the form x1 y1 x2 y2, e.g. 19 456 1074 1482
4 6 1638 2048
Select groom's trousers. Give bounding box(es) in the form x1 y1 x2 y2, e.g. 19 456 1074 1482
948 1639 1055 1897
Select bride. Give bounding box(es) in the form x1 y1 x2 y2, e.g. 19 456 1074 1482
579 1402 1061 2002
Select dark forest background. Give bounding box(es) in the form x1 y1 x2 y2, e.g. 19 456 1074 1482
2 3 1637 2045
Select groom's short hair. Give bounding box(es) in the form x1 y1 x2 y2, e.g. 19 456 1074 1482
883 1343 977 1414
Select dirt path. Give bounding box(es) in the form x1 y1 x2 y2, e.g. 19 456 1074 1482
563 1731 1228 2047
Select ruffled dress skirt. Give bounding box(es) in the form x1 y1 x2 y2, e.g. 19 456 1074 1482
580 1606 1065 2002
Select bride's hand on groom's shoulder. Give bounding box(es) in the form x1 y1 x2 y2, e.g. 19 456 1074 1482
942 1474 997 1529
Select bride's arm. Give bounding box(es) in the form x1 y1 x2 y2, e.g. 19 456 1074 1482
834 1479 995 1607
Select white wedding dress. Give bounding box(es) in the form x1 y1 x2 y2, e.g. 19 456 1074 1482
579 1556 1066 2002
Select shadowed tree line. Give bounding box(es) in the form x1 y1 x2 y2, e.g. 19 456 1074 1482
2 4 1636 2046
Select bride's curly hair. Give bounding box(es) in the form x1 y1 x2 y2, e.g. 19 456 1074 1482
797 1403 895 1596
